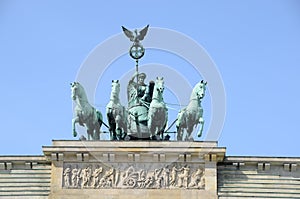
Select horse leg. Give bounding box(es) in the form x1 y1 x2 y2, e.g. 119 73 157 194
160 128 164 140
176 126 182 141
72 117 79 137
186 125 194 141
148 116 153 138
150 126 157 140
158 122 166 140
157 114 167 140
149 123 158 140
154 126 160 140
110 126 117 141
197 118 204 137
95 119 102 140
96 111 102 140
107 112 117 140
121 120 127 140
115 115 122 140
116 126 121 140
94 128 100 140
87 128 92 140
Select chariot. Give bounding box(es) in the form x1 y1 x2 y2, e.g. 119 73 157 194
71 25 207 141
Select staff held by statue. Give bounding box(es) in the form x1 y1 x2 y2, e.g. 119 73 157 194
122 25 149 103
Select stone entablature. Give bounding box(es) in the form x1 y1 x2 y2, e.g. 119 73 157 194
1 143 300 199
42 141 225 162
43 140 225 199
218 156 300 199
0 156 51 199
0 156 47 170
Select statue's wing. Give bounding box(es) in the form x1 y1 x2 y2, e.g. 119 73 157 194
137 24 149 41
122 26 134 41
127 81 136 101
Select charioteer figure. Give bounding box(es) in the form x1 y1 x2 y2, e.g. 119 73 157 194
127 72 153 108
126 71 155 139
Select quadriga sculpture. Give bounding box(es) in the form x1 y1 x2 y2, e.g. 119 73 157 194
176 80 207 141
106 80 127 140
71 82 103 140
148 77 168 140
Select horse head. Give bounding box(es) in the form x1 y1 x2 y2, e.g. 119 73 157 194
70 82 80 100
155 77 165 94
110 80 120 101
70 82 87 102
194 80 207 100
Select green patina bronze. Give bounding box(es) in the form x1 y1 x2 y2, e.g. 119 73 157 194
71 25 207 141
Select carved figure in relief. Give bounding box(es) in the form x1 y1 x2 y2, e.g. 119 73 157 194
98 168 115 188
177 166 190 188
81 166 92 188
162 167 170 188
144 173 155 188
114 169 120 187
71 165 81 187
154 168 163 188
170 166 178 186
107 178 113 187
91 166 103 187
199 170 205 188
63 167 71 187
188 167 205 188
107 168 115 180
138 169 147 188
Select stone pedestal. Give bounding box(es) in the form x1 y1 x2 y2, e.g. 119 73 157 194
43 141 225 199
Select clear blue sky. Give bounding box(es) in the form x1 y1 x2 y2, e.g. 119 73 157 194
0 0 299 157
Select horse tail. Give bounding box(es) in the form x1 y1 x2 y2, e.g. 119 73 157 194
96 110 103 126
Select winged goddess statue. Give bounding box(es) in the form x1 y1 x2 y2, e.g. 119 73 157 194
122 24 149 45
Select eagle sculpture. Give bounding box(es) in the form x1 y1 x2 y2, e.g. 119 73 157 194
122 25 149 44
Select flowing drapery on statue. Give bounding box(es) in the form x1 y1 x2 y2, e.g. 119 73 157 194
176 80 207 141
126 72 154 139
71 82 103 140
127 72 152 108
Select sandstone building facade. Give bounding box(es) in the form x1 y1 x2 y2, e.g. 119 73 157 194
0 141 299 199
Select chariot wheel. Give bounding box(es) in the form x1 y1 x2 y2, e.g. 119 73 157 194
126 178 137 188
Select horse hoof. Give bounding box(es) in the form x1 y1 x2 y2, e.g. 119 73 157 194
164 134 171 141
79 135 87 141
110 136 117 141
124 135 131 141
151 135 160 141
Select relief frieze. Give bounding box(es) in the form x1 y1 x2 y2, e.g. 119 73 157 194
63 163 205 189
